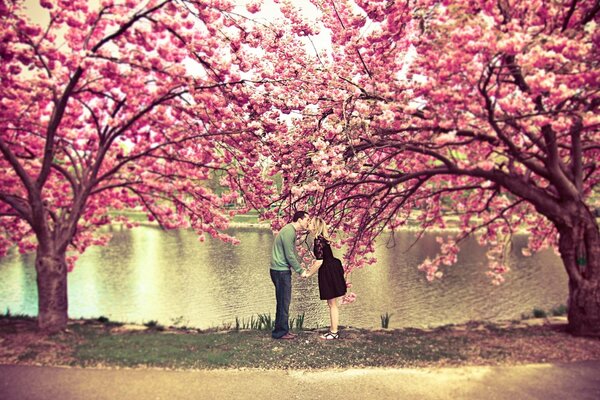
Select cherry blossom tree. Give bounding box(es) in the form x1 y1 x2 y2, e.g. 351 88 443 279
0 0 300 332
269 0 600 336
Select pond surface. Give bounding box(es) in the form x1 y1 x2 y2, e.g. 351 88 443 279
0 225 568 329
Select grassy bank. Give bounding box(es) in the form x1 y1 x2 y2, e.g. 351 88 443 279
1 316 600 370
108 209 473 230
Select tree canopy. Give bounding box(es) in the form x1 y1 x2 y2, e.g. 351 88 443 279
1 0 599 335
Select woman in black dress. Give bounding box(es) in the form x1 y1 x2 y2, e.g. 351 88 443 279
305 217 347 340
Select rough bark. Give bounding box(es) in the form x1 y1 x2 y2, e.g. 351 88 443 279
557 206 600 337
567 277 600 337
35 248 68 333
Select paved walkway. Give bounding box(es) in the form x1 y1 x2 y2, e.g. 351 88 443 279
1 361 600 400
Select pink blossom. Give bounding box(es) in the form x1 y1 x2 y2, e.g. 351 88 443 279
340 292 357 305
246 0 262 13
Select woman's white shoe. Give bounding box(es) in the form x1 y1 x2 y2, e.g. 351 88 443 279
319 331 339 340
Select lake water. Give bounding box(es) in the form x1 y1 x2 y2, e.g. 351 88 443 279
0 225 568 329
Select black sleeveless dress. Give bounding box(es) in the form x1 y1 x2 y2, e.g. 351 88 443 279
314 236 347 300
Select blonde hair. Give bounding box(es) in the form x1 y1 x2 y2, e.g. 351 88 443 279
311 217 330 240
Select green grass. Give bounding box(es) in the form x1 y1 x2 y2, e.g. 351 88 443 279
73 326 238 368
231 213 262 224
1 316 590 370
70 326 470 369
108 210 266 225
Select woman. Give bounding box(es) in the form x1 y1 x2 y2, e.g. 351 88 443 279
305 217 347 340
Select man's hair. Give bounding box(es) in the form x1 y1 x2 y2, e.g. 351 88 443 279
292 211 308 222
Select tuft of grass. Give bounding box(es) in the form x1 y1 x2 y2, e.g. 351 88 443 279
257 313 274 331
522 305 567 320
144 320 164 331
294 313 305 331
221 322 232 331
380 312 393 329
233 314 271 331
1 309 30 320
551 304 568 316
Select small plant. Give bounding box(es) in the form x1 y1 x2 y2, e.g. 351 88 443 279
170 315 189 328
257 313 274 331
1 309 29 320
234 315 273 331
144 320 164 330
221 321 232 331
294 313 305 331
247 315 261 330
532 308 547 318
551 304 568 316
234 316 255 330
97 316 109 324
380 312 393 329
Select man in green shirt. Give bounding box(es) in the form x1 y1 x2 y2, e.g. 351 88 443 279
270 211 310 339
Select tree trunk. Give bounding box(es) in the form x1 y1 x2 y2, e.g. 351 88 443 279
558 210 600 337
35 248 68 333
567 277 600 337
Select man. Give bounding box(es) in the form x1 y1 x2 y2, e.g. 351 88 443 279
270 211 310 339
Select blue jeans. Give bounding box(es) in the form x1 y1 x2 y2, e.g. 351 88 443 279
270 269 291 339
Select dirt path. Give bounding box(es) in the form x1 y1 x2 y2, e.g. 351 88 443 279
1 361 600 400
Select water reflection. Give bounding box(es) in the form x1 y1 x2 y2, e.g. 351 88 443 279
0 226 568 329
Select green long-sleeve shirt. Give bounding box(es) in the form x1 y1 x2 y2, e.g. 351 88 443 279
270 223 304 274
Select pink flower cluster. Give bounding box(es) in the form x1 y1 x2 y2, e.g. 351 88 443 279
341 292 357 305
